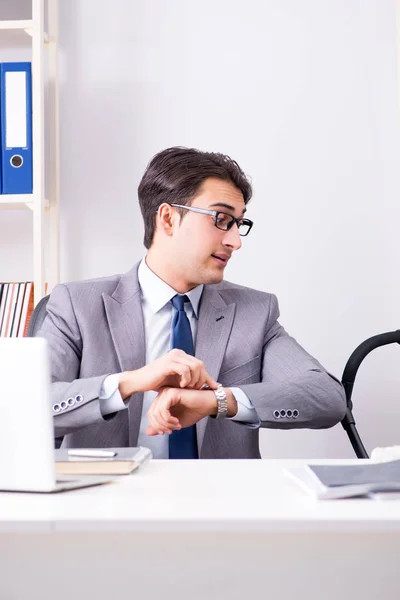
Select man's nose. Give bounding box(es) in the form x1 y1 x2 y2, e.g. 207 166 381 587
222 223 242 250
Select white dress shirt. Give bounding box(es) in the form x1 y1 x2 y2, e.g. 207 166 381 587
99 258 259 458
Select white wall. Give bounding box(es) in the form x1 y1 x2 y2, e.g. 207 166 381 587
2 0 400 458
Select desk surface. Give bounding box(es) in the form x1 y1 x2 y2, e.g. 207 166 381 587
1 458 400 534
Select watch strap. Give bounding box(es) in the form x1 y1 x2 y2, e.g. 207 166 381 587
213 383 228 419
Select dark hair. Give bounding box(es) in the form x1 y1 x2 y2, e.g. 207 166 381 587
138 146 252 249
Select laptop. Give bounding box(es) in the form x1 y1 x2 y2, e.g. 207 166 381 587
0 337 114 493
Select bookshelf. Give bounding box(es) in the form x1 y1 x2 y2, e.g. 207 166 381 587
0 0 59 307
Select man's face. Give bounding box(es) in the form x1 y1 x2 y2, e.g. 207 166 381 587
171 177 247 288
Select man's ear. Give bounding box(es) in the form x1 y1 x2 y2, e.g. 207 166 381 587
157 203 179 238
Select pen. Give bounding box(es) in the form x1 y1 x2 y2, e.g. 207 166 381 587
68 449 117 458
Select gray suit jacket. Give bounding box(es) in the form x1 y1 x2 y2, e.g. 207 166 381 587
38 263 346 458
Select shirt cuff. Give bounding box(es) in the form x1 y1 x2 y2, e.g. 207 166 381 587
99 373 126 417
227 387 260 427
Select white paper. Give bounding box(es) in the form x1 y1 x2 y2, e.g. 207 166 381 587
5 71 27 149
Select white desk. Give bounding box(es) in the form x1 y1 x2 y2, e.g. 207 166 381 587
1 459 399 599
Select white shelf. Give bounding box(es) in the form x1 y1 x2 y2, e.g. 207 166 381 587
0 20 33 30
0 1 59 306
0 20 34 48
0 195 33 210
0 195 50 210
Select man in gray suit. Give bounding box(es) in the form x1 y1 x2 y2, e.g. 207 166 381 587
40 147 346 458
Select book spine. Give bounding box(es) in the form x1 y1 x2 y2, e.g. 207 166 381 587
2 282 16 337
22 283 35 337
13 282 27 337
10 283 23 337
0 283 9 335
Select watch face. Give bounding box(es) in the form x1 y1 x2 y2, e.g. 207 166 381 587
215 384 225 400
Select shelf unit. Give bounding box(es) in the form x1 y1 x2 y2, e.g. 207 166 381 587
0 1 59 306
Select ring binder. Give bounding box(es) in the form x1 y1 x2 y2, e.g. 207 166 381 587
0 62 33 195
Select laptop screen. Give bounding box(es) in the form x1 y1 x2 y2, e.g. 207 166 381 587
0 337 56 491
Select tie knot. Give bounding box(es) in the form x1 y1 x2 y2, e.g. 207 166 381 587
171 294 189 312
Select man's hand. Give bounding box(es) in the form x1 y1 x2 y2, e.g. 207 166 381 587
118 349 218 400
146 387 238 436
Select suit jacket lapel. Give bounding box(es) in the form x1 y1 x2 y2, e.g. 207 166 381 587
103 264 145 446
195 285 236 454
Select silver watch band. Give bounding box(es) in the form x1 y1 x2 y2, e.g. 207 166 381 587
214 383 228 419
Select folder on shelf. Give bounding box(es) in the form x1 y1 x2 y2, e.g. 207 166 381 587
0 62 33 195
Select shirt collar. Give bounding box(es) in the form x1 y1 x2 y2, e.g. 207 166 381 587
138 258 203 317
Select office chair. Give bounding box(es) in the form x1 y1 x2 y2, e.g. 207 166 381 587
26 294 50 338
341 330 400 458
27 294 63 448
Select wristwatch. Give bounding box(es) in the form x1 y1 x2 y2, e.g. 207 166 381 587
213 383 228 419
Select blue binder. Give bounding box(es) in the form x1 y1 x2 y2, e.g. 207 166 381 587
0 62 33 194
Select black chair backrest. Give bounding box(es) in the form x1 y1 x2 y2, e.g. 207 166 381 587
341 330 400 458
26 294 50 337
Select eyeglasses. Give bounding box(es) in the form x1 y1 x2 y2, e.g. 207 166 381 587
170 204 254 236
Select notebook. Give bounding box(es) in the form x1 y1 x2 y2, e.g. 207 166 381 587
55 446 152 475
285 460 400 499
0 337 114 493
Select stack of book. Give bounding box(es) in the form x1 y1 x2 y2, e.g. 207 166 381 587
285 459 400 499
0 282 34 337
55 447 153 475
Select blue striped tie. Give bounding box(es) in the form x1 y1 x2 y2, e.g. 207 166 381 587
168 294 198 459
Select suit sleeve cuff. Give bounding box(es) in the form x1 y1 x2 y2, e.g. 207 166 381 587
227 387 260 427
99 373 126 416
